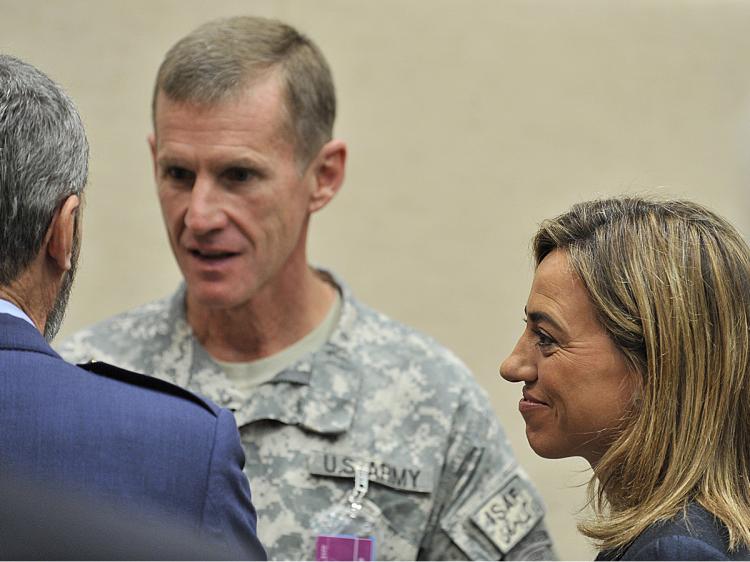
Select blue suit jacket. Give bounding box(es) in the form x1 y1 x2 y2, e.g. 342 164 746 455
596 503 750 561
0 313 265 560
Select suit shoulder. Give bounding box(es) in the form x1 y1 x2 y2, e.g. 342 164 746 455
77 360 218 417
625 534 728 561
621 504 741 561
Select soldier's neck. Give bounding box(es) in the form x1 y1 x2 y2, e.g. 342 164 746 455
185 266 337 362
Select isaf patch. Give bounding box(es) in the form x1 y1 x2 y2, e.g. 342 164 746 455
470 476 543 554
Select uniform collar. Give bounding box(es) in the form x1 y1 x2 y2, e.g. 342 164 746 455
170 269 363 435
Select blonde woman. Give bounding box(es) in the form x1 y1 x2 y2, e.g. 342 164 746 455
500 197 750 560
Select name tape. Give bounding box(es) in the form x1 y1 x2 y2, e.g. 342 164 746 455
309 452 433 493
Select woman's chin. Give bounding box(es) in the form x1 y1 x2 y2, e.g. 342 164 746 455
526 431 570 460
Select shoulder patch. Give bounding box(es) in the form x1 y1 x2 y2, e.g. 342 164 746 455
470 475 544 555
77 360 215 416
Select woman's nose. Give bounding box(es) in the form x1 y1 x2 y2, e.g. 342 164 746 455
499 337 537 383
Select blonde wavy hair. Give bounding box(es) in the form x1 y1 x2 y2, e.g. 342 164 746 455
533 196 750 552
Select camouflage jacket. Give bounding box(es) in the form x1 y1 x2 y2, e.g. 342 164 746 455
58 274 556 561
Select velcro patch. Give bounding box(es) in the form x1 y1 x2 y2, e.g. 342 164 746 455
470 476 543 554
309 451 433 493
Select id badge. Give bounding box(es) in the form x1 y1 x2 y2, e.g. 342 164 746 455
312 463 380 561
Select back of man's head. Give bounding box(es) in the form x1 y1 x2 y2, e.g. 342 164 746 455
0 55 88 286
153 16 336 167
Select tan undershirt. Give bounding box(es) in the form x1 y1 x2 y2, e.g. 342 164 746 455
213 291 342 393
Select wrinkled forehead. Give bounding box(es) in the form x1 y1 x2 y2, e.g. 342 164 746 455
155 69 292 130
152 76 302 165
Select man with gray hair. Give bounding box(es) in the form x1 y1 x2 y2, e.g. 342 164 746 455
60 16 555 561
0 54 265 560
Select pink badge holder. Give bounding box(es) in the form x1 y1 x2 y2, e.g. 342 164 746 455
312 463 380 561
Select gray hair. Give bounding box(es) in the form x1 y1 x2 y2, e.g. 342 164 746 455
153 16 336 167
0 55 88 285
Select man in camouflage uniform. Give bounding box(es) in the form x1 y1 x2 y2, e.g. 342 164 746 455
59 16 556 561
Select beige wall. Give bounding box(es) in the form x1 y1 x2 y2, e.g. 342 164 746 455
3 1 750 558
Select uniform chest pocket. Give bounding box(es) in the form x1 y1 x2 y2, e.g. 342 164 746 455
309 451 435 560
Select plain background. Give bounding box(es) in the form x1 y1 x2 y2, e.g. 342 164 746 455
3 1 750 559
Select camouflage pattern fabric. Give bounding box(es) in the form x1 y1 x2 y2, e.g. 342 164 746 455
58 273 556 560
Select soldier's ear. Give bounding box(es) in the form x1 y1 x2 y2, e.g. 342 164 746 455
308 139 346 214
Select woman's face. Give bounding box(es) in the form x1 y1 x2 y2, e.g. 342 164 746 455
500 249 638 466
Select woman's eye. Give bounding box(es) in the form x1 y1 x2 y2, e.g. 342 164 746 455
533 329 556 349
523 318 557 351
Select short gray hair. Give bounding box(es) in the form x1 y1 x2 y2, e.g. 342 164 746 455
153 16 336 167
0 55 88 285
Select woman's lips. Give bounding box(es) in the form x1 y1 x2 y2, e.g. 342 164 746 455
519 388 550 414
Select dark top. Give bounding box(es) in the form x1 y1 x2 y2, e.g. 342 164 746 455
596 503 750 561
0 313 265 560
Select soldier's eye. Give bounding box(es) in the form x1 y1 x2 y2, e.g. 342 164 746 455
224 167 258 183
166 166 194 182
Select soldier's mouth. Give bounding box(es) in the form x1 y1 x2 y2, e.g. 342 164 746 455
189 249 239 261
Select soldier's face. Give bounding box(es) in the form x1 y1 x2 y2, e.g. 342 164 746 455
150 75 317 311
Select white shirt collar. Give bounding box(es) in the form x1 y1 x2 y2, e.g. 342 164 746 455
0 298 36 327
